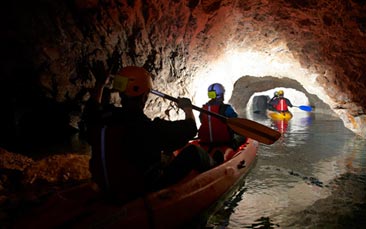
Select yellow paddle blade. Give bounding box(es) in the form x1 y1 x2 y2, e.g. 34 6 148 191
227 118 281 145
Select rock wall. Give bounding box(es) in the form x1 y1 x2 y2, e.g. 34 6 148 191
0 0 365 149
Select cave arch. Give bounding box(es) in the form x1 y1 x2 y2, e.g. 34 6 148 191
229 76 335 117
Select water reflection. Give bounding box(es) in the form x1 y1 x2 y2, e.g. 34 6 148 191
272 120 289 134
206 113 366 228
251 110 313 147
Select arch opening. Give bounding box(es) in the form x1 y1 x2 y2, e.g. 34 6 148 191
229 76 335 119
246 87 310 119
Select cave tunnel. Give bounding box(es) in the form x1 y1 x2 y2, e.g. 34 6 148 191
0 0 365 146
0 1 365 228
229 75 333 117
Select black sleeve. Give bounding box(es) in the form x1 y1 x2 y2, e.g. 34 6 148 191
271 99 279 106
286 98 293 107
152 118 197 153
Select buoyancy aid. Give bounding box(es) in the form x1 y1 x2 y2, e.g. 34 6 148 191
198 104 232 144
275 98 288 111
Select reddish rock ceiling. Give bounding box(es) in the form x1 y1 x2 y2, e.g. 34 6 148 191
0 0 365 150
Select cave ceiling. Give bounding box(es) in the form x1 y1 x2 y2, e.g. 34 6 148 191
0 0 365 146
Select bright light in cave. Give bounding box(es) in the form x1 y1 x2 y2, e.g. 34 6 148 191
192 49 313 108
189 48 316 123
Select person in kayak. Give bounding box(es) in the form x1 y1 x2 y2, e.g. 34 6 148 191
267 91 279 111
268 89 293 112
197 83 247 164
84 63 215 203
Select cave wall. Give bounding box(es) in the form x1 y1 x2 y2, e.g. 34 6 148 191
1 0 365 149
230 76 334 116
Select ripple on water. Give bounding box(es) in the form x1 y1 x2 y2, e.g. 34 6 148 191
206 114 366 228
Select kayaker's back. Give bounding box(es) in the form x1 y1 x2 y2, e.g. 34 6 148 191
88 124 146 204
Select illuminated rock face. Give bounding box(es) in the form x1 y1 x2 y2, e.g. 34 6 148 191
0 0 365 140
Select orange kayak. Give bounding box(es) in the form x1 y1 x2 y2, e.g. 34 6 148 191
15 139 258 229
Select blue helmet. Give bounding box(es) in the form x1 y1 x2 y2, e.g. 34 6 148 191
208 83 225 99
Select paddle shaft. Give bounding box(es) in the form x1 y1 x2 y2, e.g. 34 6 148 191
150 89 281 144
150 89 227 121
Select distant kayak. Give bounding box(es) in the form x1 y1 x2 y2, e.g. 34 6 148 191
15 139 258 229
267 109 293 121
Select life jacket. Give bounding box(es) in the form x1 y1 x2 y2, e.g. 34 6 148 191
275 98 288 111
198 104 232 144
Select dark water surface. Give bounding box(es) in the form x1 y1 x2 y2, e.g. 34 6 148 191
206 112 366 228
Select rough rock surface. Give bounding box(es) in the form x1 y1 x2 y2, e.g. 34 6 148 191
0 148 91 227
1 0 365 144
1 1 365 226
1 1 365 142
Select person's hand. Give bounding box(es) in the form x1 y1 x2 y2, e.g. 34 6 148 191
177 97 192 109
90 60 110 86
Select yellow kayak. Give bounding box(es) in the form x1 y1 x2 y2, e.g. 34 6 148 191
267 110 293 121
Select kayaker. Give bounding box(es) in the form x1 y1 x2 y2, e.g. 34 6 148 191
267 91 279 111
197 83 247 164
84 63 215 203
268 89 293 112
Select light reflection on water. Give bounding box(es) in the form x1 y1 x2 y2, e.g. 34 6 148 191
207 112 366 228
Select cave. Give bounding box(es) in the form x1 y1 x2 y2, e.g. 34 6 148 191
0 0 365 226
1 0 365 150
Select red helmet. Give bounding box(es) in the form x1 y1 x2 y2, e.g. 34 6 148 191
113 66 153 97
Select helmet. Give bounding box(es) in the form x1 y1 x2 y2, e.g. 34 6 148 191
274 91 279 97
277 90 284 96
208 83 225 99
113 66 153 97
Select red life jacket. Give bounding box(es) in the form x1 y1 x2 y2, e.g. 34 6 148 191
275 98 288 111
198 104 232 144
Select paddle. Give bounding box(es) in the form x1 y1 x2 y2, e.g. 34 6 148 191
150 89 281 145
294 105 312 112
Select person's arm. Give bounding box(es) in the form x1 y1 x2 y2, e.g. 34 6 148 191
177 97 196 122
224 105 238 118
83 61 111 140
92 84 107 104
153 97 197 152
286 98 293 107
271 98 279 106
90 60 110 104
182 107 195 120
